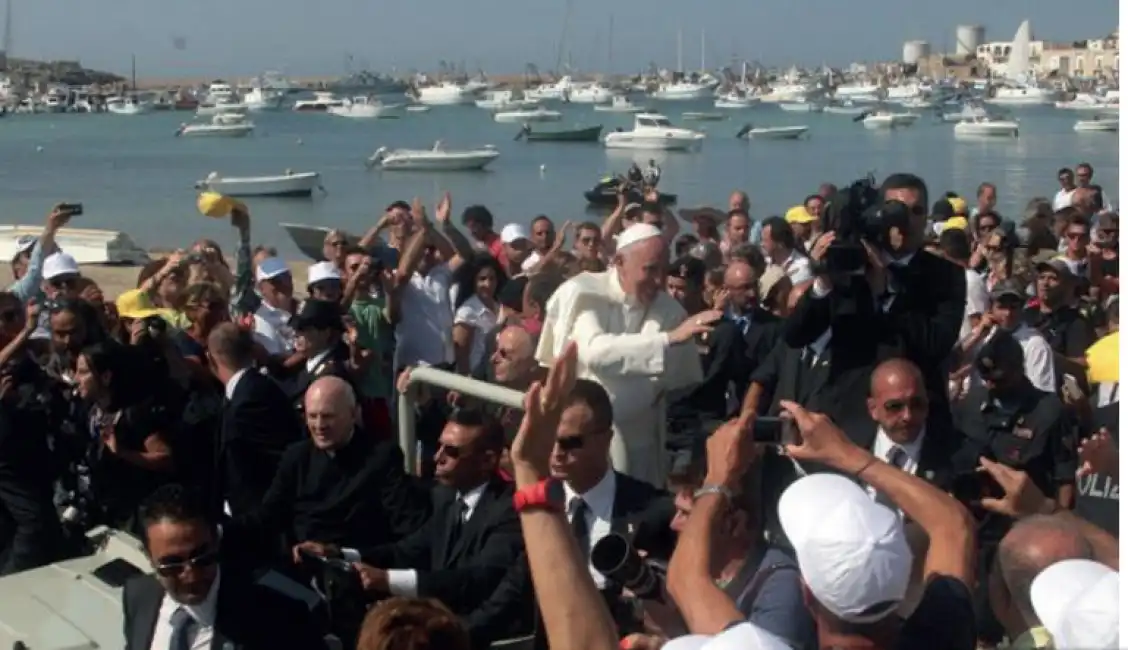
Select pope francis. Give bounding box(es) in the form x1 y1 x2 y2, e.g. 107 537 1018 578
535 223 722 486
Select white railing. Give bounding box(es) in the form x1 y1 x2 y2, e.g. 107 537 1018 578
396 366 525 473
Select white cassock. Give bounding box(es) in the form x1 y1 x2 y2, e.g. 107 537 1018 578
535 269 702 486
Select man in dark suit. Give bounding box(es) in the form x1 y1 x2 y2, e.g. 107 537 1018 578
336 408 529 649
122 484 326 650
723 260 781 411
207 324 303 518
283 299 354 412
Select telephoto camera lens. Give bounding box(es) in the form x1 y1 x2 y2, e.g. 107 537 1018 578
590 533 661 600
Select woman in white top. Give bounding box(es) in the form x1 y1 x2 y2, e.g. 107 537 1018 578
451 252 506 374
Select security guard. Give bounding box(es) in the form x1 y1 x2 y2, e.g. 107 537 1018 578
953 330 1078 646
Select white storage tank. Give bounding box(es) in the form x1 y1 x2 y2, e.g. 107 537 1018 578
956 25 986 56
902 40 931 65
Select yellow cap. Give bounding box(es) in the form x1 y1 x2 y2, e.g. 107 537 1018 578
785 205 816 224
948 197 968 216
115 288 174 320
941 216 969 232
196 192 245 218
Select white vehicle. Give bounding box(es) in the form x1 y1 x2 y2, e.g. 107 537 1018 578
474 90 537 110
196 100 249 116
602 113 706 151
195 170 322 197
492 106 562 123
568 83 616 104
243 87 286 111
778 101 823 113
366 141 500 171
953 117 1020 138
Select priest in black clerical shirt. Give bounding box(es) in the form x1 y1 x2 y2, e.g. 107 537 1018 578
229 376 431 566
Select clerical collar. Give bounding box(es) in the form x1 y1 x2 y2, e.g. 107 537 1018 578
325 428 357 458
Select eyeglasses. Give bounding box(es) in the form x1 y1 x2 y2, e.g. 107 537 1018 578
154 546 219 577
556 435 585 451
50 276 78 289
437 443 466 459
883 396 928 413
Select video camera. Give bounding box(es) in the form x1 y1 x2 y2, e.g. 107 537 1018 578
819 174 913 275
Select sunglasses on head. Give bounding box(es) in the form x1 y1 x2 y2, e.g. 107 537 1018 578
883 396 927 413
556 435 584 452
154 546 219 578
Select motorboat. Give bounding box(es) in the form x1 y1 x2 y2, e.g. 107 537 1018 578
735 124 809 140
603 113 706 151
985 84 1058 106
833 81 882 100
757 83 812 103
1055 94 1118 111
243 87 286 111
583 179 677 206
105 96 151 115
940 103 996 123
281 223 357 261
195 170 323 197
714 90 759 108
411 82 477 106
593 95 647 113
366 141 500 171
196 100 249 116
516 124 603 142
1073 117 1118 133
474 90 537 110
524 76 573 101
405 104 431 113
176 113 255 137
327 96 402 118
681 111 726 121
649 80 715 101
493 106 562 123
898 96 936 110
861 111 919 129
0 226 149 264
953 117 1020 138
778 101 823 113
568 83 616 104
292 92 344 112
824 99 867 116
204 81 237 104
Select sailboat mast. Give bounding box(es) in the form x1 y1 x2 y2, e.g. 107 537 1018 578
607 14 614 73
676 29 683 74
700 28 705 72
130 54 136 92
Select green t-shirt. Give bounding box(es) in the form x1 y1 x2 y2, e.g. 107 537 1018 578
350 295 394 399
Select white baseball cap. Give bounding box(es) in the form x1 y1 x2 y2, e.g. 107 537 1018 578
1031 559 1120 649
663 623 793 650
500 223 530 245
307 261 341 286
42 252 80 280
255 257 290 282
616 223 662 252
14 235 38 257
778 473 912 623
520 251 541 272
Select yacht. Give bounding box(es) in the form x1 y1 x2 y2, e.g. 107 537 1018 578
603 113 706 151
1055 93 1117 111
986 84 1058 106
568 83 616 104
327 96 401 118
861 111 919 129
650 80 714 101
204 81 237 104
292 92 345 112
243 87 285 111
714 90 760 109
411 82 477 106
884 83 924 102
524 76 573 101
757 83 811 103
105 96 151 115
474 90 537 110
954 116 1020 138
833 81 882 100
366 142 500 171
593 95 647 113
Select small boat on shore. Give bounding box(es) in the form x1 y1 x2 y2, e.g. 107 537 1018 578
0 225 149 265
493 106 562 123
366 141 500 171
516 124 603 142
953 117 1020 138
195 171 323 197
1073 117 1118 133
177 113 255 138
736 124 809 140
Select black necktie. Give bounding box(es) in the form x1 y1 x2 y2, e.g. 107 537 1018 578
443 498 467 565
876 446 909 513
170 607 197 650
570 498 590 556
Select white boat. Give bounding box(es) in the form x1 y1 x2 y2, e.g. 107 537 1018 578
984 21 1059 106
779 101 823 113
405 104 431 113
493 106 562 123
1073 117 1118 133
280 223 354 261
1055 94 1117 111
568 83 616 104
862 111 919 129
524 76 573 101
105 96 151 115
243 87 285 111
593 95 647 113
176 113 255 138
195 170 322 197
204 81 236 104
986 85 1058 106
736 124 810 140
602 113 706 151
954 117 1020 138
714 91 759 109
196 100 249 116
941 104 995 123
293 92 344 112
327 96 402 118
757 83 812 103
824 100 867 116
0 225 149 264
650 80 715 101
682 111 726 121
474 90 537 110
412 82 477 106
834 82 882 99
366 141 500 171
898 97 936 110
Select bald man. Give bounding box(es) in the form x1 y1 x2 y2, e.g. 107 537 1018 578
723 261 780 401
245 375 431 568
536 224 712 485
988 515 1094 648
491 325 539 389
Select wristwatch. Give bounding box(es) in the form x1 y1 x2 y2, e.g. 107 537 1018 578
693 484 735 501
513 479 566 513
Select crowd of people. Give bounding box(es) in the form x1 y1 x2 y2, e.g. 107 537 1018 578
0 160 1118 650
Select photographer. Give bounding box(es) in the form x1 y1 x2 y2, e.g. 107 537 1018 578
786 174 966 424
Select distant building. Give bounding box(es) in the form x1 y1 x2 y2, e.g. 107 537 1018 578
975 28 1118 78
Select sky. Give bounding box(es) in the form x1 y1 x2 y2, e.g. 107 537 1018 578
4 0 1120 78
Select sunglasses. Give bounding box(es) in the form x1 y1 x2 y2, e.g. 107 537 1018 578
437 443 467 459
1065 232 1088 240
154 546 219 577
50 276 78 289
883 396 927 413
556 435 584 451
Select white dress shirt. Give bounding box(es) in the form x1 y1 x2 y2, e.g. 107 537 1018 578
305 348 334 373
564 470 617 589
777 249 813 285
343 482 488 596
1052 188 1076 211
150 571 221 650
868 428 925 513
961 268 989 342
